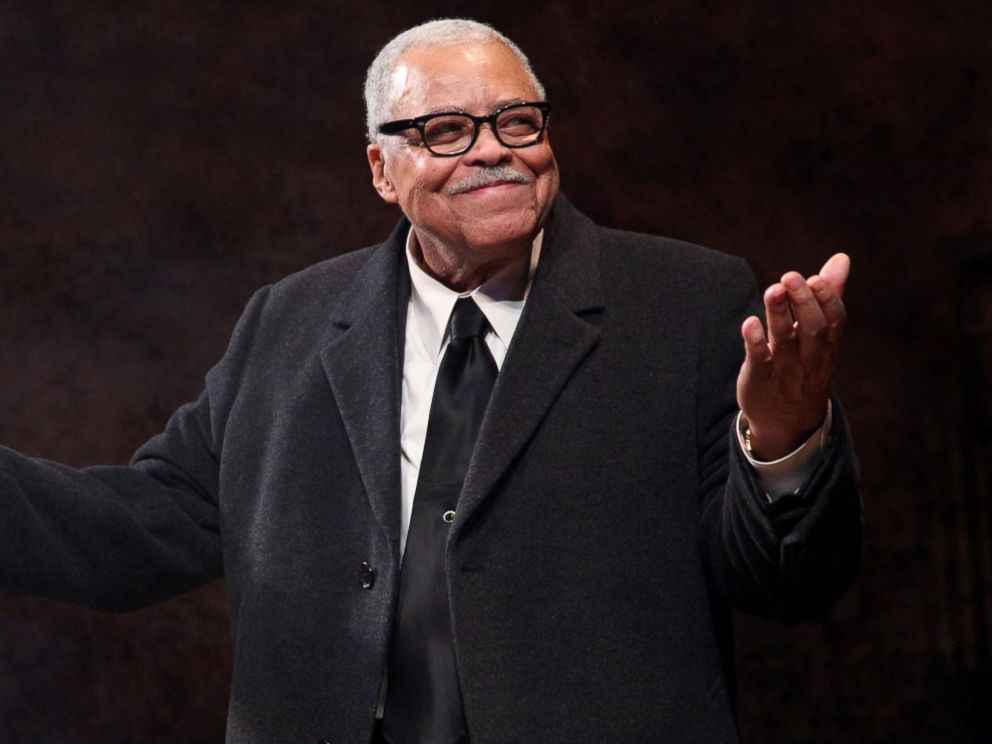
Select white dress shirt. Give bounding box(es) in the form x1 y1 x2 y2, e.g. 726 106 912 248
400 228 542 558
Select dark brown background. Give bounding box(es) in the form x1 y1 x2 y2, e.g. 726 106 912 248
1 1 990 742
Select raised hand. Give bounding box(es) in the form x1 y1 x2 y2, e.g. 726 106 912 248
736 253 850 460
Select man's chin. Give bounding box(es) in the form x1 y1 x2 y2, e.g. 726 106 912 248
461 212 541 250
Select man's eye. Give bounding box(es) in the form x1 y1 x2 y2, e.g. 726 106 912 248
425 119 470 143
498 113 540 134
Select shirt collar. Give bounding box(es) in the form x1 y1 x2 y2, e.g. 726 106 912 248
404 227 543 361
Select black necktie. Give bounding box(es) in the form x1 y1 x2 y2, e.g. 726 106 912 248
381 297 497 744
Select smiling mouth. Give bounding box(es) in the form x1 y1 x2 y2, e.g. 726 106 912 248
462 180 523 193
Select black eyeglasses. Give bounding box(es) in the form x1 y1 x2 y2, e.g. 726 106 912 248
377 101 550 157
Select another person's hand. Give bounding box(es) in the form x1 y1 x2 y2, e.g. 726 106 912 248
736 253 850 460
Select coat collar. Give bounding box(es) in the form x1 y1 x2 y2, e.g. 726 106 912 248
319 194 604 559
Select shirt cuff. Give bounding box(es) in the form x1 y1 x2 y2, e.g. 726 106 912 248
735 401 833 501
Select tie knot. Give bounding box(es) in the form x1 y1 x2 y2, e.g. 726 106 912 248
448 297 489 340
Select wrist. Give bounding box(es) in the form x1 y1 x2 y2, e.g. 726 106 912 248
740 416 819 462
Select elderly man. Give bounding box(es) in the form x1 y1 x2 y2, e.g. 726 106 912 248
0 18 860 744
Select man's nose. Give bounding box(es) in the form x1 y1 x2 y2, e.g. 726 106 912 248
463 122 511 164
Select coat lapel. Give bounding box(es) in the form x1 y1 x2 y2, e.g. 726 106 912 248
454 196 605 532
320 221 410 558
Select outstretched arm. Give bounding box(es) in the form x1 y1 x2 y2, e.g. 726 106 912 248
0 390 224 611
0 287 270 611
699 255 861 622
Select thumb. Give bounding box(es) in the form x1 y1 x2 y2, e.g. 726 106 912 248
818 252 851 298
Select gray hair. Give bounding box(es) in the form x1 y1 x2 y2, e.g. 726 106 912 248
364 18 546 143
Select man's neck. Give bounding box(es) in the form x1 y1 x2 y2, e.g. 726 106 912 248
411 229 534 293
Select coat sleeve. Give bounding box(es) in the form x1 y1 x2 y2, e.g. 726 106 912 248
0 286 271 612
695 258 862 622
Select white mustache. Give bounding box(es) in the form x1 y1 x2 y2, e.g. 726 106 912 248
447 166 533 195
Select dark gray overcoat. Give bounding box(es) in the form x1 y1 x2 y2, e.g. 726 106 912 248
0 195 861 743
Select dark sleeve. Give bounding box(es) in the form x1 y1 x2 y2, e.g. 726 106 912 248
0 286 270 612
695 258 862 622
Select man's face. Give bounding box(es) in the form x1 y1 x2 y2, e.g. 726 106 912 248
367 41 559 275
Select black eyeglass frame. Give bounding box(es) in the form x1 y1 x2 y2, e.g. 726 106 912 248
377 101 551 157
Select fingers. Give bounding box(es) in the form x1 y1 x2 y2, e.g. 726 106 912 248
764 281 798 356
739 315 775 380
784 270 841 371
754 253 850 376
808 274 847 344
741 315 773 378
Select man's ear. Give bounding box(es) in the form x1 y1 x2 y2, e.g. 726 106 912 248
367 144 399 204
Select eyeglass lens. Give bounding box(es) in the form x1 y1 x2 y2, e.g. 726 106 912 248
423 105 545 154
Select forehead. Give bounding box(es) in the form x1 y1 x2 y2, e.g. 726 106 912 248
390 41 539 118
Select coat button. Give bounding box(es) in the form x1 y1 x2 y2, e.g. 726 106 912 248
780 535 808 572
359 561 375 589
442 510 456 523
